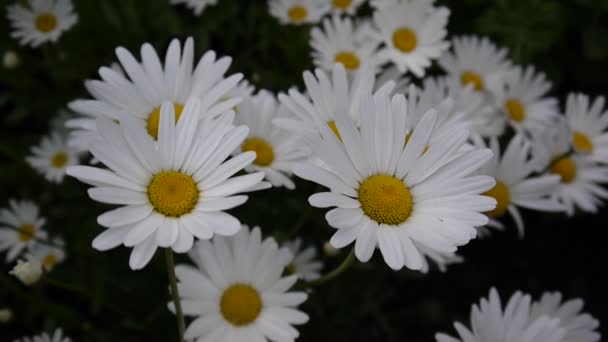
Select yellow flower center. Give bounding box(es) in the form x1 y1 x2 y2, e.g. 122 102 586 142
505 99 525 122
334 51 360 71
460 71 484 91
392 28 418 53
242 137 275 166
147 171 199 217
51 152 68 168
18 224 35 242
146 103 184 140
333 0 352 9
220 284 262 326
43 254 58 269
288 5 307 22
327 120 342 141
550 157 577 184
572 131 593 153
483 181 510 218
35 13 57 33
358 174 413 225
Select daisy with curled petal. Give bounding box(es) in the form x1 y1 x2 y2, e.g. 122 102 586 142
371 0 450 77
435 288 566 342
294 88 496 271
66 37 243 151
530 292 601 342
268 0 330 26
26 131 80 184
14 328 72 342
67 100 267 270
329 0 365 15
565 93 608 164
283 238 322 281
27 238 66 272
6 0 78 48
173 225 309 342
0 200 47 263
170 0 219 16
310 15 380 73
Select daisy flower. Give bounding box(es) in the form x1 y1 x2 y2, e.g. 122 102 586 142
10 259 43 285
565 93 608 164
66 99 267 270
310 15 380 73
27 238 66 271
435 288 566 342
26 131 80 184
3 50 19 69
170 0 219 16
476 135 562 236
329 0 365 15
283 238 322 280
293 88 496 270
14 328 72 342
0 200 47 262
173 226 309 342
66 37 243 151
235 91 306 189
371 0 450 77
6 0 77 48
268 0 330 26
530 292 601 342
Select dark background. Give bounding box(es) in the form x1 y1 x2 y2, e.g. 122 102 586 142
1 0 607 341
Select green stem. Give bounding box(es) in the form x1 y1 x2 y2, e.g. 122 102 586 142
306 249 356 287
165 249 185 342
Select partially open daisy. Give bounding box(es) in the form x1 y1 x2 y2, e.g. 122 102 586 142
14 328 72 342
26 131 80 183
6 0 78 48
170 0 219 16
268 0 330 25
173 226 309 341
294 90 496 270
371 0 450 77
310 15 380 73
0 199 47 263
66 38 243 151
283 238 322 280
565 93 608 164
28 238 66 272
67 100 266 270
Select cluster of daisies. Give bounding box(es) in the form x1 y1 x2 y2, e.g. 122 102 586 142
2 0 605 341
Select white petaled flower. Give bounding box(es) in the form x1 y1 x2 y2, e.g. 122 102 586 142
66 100 267 270
283 238 322 280
435 288 566 342
173 226 309 342
310 15 380 73
0 200 47 262
565 93 608 164
530 292 601 342
268 0 330 26
293 86 496 270
6 0 78 48
329 0 365 15
66 37 243 151
3 50 19 69
10 259 43 285
26 132 80 184
27 238 66 272
14 328 72 342
371 0 450 77
235 91 306 189
170 0 219 16
475 135 563 236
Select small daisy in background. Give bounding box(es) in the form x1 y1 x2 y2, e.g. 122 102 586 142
283 238 322 281
169 0 219 16
3 50 19 69
6 0 78 48
0 200 47 263
14 328 72 342
173 226 309 341
26 131 80 184
0 307 13 323
268 0 330 26
27 238 66 272
329 0 365 15
565 93 608 164
10 258 43 285
371 0 450 77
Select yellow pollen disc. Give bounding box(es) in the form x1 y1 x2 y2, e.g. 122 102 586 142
146 103 184 140
505 99 526 122
18 223 35 242
358 174 413 225
51 152 68 168
333 0 352 9
392 28 418 53
35 13 57 33
550 157 577 184
288 5 307 22
43 254 58 269
460 71 484 91
572 131 593 153
334 51 360 71
483 181 510 218
327 120 342 141
242 137 275 166
220 284 262 326
147 171 199 217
